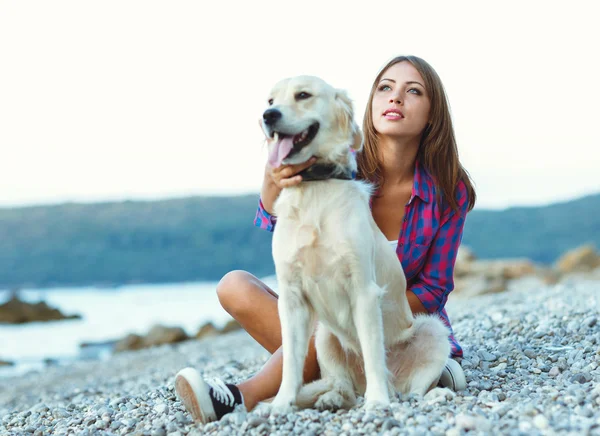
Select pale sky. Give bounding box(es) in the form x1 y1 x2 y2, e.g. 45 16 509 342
0 0 598 210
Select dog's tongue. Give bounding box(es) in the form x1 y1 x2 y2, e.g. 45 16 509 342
268 136 294 168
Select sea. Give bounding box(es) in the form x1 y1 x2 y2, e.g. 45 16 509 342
0 276 278 377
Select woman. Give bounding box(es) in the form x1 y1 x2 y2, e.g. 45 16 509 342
174 55 476 424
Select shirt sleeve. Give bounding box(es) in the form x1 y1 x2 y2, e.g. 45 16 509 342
253 198 277 232
410 183 469 313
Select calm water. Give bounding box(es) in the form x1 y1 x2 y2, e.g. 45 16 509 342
0 277 277 376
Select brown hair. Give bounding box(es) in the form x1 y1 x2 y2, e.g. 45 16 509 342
358 55 476 212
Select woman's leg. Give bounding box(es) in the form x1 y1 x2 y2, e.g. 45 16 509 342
176 275 459 422
220 277 434 409
216 271 320 411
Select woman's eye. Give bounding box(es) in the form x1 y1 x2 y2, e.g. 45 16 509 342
378 85 391 91
268 98 274 106
296 92 312 100
407 88 421 95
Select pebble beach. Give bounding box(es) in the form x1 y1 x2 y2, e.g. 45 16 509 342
1 276 599 435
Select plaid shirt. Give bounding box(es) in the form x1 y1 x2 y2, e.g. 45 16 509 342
254 160 468 358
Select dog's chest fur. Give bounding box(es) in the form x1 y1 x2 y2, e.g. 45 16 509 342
272 181 373 347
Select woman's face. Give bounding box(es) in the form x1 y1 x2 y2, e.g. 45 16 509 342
371 62 431 140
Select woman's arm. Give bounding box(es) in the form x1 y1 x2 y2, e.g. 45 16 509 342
253 158 317 232
409 185 470 313
260 163 282 215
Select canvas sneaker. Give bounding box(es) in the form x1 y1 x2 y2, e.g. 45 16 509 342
437 358 467 391
174 367 244 423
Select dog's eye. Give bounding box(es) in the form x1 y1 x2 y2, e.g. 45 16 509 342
268 98 274 106
295 92 312 101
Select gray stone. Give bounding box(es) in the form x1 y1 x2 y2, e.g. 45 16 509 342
480 350 498 362
382 418 401 431
571 373 591 384
247 416 268 428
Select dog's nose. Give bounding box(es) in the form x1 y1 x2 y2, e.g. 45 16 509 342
263 108 282 126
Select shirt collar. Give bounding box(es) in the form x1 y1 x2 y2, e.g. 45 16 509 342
412 160 431 203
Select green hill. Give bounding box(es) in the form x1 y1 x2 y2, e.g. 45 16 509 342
0 192 598 289
461 193 600 263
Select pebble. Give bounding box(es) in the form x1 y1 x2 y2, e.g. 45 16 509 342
1 280 599 435
480 351 498 362
247 416 268 428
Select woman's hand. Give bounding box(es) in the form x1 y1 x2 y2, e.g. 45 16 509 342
266 157 318 189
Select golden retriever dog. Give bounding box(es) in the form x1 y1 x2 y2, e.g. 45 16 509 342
260 75 451 413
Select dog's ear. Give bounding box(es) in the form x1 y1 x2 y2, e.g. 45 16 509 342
335 89 363 151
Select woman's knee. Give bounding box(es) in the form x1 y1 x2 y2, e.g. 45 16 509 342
216 270 256 316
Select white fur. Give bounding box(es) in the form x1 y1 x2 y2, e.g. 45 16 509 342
263 76 451 413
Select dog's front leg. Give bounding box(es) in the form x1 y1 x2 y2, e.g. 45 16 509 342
270 284 313 412
353 283 390 408
313 325 357 410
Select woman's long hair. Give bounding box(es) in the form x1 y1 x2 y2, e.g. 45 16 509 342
358 55 476 212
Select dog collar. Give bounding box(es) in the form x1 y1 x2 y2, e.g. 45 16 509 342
298 163 356 182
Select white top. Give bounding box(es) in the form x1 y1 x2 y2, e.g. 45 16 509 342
389 240 398 250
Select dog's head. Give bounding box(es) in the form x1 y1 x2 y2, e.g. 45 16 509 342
262 75 362 169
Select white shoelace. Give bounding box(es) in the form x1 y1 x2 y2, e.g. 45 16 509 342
206 378 236 407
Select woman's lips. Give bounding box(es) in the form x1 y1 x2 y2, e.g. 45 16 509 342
383 108 404 120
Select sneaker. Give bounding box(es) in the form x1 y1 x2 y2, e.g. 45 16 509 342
437 358 467 391
174 367 244 423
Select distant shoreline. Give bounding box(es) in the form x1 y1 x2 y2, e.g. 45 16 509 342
1 192 599 289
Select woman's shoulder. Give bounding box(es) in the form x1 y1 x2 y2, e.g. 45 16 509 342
431 177 470 219
455 179 470 212
419 164 469 216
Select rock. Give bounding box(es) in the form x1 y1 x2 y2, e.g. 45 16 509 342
549 366 560 377
114 334 145 352
0 295 81 324
480 351 498 362
452 246 600 299
143 325 189 347
153 403 167 414
468 259 536 280
382 418 401 431
0 359 14 367
196 322 220 339
454 246 476 277
533 414 549 430
583 316 597 328
500 260 537 280
555 244 600 274
220 319 242 334
454 413 491 432
570 373 591 384
453 251 541 298
115 325 189 352
247 416 268 428
151 428 166 436
536 266 561 285
453 275 507 298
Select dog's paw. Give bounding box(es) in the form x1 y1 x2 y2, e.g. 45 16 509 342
255 395 297 416
315 389 349 411
363 397 391 411
424 387 455 403
363 389 390 410
252 402 273 417
269 403 296 415
253 401 295 417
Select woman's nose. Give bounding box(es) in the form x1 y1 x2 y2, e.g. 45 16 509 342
389 93 402 104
